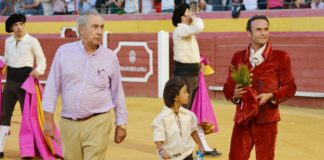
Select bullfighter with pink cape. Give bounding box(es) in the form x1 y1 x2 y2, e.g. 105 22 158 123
191 56 221 156
19 76 63 159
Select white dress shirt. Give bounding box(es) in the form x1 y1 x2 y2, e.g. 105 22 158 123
4 33 46 75
249 44 266 68
152 106 198 160
173 16 204 64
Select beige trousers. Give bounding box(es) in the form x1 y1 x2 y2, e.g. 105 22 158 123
59 112 112 160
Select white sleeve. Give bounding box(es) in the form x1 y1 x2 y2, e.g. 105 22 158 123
3 38 8 64
33 39 46 75
177 17 204 37
191 112 198 133
152 116 166 142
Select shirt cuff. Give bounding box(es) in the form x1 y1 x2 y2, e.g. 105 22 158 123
35 67 45 75
42 104 56 113
153 136 165 142
115 119 128 126
232 96 241 104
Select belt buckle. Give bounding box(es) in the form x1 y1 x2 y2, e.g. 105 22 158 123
65 112 106 121
78 115 93 121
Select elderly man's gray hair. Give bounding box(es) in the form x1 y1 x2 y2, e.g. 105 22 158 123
76 9 103 36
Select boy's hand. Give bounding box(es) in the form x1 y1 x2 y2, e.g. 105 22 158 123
160 149 171 159
198 145 205 154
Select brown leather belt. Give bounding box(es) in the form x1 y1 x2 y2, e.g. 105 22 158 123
62 112 107 121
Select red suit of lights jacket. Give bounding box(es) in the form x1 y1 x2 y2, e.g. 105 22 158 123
223 43 297 124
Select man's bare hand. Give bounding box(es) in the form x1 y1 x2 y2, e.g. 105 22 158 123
256 93 274 106
114 126 126 144
44 112 55 138
233 84 247 99
30 70 40 78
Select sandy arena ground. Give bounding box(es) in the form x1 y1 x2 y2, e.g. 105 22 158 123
3 97 324 160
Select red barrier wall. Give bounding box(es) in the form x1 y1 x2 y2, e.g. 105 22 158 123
107 33 159 97
1 34 323 108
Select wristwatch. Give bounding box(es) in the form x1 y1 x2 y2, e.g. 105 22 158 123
118 124 127 130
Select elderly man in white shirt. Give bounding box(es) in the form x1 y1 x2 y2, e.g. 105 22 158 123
172 3 221 157
0 13 46 158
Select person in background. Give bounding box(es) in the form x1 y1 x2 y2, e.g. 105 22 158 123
41 0 54 15
23 0 44 15
142 0 153 14
311 0 324 8
153 0 161 13
14 0 24 14
172 3 221 157
0 0 7 16
268 0 284 9
53 0 67 15
161 0 174 12
65 0 80 14
124 0 139 14
190 56 222 157
107 0 125 14
80 0 96 13
0 13 46 158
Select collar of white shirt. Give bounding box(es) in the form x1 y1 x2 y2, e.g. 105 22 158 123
77 40 101 56
249 43 266 67
161 106 190 117
8 33 30 44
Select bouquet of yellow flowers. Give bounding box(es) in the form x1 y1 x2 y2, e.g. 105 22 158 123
230 64 251 88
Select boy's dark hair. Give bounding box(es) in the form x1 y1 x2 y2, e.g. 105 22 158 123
172 3 190 27
246 15 269 32
163 77 186 108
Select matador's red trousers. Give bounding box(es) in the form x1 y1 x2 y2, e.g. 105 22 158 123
229 120 278 160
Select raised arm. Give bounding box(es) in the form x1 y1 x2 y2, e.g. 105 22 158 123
177 16 204 37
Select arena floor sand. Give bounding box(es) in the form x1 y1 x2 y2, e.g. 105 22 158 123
3 97 324 160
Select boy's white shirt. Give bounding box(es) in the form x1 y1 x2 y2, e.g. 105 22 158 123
152 106 198 160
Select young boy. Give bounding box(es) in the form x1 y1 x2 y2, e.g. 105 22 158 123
152 77 204 160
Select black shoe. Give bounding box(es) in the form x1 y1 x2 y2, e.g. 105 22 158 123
204 148 222 157
0 152 4 158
